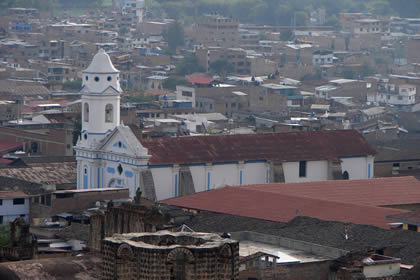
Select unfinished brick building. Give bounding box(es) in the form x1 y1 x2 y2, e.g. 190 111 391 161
102 231 239 280
89 197 169 252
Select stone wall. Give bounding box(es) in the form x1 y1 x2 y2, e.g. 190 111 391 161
102 231 239 280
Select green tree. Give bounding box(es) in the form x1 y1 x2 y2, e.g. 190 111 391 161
63 79 82 91
280 29 293 41
209 59 234 77
175 55 205 75
163 76 189 90
163 21 184 54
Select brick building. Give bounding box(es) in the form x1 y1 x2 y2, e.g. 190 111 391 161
102 231 239 279
194 14 240 48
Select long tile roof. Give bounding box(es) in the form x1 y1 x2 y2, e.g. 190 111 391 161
140 130 376 165
162 177 420 229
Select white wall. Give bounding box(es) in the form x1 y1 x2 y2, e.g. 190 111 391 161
363 263 400 278
243 162 268 185
151 167 174 200
0 198 30 223
283 160 329 183
340 156 374 180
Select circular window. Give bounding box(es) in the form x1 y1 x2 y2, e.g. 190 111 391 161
94 76 100 82
84 133 88 140
107 76 112 82
85 76 89 81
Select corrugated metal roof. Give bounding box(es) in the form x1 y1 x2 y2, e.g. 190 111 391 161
140 130 376 166
162 186 408 229
0 162 76 185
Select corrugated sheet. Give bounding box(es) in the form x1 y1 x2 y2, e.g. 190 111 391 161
140 130 376 165
0 162 76 185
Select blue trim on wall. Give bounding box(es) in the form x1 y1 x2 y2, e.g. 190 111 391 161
102 168 104 188
174 174 178 197
245 160 267 164
77 155 146 167
207 172 210 190
339 155 368 159
240 170 243 185
83 165 88 189
134 174 137 192
148 164 173 169
90 167 92 189
266 168 269 183
107 167 115 174
213 161 237 166
125 170 134 178
368 163 371 178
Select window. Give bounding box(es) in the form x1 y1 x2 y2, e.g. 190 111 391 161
13 198 25 205
84 103 89 122
342 171 349 180
105 104 113 123
46 194 51 206
107 76 112 82
393 163 400 167
117 164 123 175
85 76 88 81
299 161 307 177
94 76 100 82
0 199 2 206
0 216 3 224
182 91 192 97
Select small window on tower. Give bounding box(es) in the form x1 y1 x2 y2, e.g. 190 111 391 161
117 164 123 175
85 76 88 81
94 76 100 82
107 76 112 82
105 104 113 123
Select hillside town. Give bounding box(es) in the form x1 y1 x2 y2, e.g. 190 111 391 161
1 0 420 279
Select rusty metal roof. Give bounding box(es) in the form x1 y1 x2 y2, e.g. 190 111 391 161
140 130 376 166
0 162 76 185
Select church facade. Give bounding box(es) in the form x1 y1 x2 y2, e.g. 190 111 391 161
75 50 376 201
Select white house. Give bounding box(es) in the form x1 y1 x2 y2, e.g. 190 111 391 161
0 191 30 224
312 50 334 65
75 49 377 201
373 83 416 106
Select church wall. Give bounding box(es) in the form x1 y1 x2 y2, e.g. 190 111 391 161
283 160 329 183
243 162 268 185
150 167 174 200
340 155 374 180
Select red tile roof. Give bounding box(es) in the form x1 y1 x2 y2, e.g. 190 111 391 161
139 130 376 166
162 186 408 229
242 177 420 207
186 73 214 85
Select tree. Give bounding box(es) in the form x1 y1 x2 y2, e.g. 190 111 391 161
63 79 82 91
163 21 184 55
280 29 293 41
163 76 189 90
175 55 204 76
209 59 234 77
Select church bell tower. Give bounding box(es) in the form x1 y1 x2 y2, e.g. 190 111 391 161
78 49 121 147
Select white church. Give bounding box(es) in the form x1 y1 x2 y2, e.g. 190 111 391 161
75 50 376 201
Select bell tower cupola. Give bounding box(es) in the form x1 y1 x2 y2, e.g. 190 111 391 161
79 49 121 147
